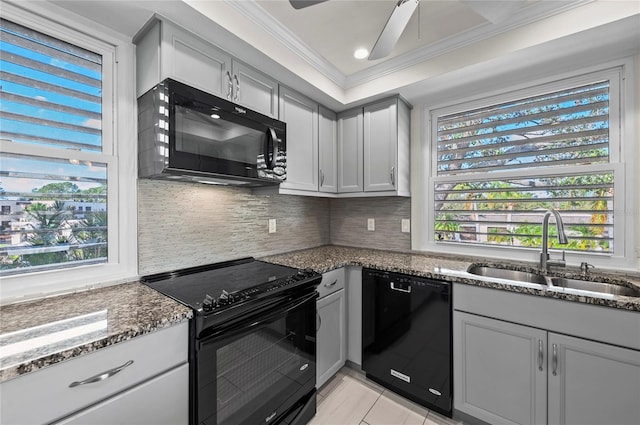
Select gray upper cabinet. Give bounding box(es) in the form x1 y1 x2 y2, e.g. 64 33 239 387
230 60 278 118
134 17 278 118
336 97 410 196
363 97 410 195
318 106 338 193
337 108 363 193
279 86 319 192
364 98 398 192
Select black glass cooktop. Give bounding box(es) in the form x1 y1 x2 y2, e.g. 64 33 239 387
141 257 318 313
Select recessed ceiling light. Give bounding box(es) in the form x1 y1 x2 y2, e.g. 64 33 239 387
353 48 369 60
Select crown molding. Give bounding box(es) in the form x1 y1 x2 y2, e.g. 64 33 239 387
224 0 347 87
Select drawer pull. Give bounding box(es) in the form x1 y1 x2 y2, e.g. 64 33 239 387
324 279 337 288
69 360 134 388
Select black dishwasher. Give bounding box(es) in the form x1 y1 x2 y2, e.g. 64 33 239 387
362 268 452 417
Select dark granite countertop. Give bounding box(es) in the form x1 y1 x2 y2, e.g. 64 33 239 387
261 245 640 312
0 282 192 383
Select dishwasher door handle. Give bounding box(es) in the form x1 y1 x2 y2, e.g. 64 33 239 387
390 282 411 293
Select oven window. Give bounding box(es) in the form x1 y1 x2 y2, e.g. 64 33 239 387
197 298 315 425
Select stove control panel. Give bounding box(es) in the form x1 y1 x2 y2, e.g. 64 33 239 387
200 268 319 313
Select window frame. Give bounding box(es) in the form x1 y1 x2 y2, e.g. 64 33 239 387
0 1 137 303
413 60 637 270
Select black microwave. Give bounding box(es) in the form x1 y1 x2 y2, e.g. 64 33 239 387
138 78 286 186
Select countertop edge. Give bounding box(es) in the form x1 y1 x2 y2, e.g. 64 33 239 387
260 245 640 312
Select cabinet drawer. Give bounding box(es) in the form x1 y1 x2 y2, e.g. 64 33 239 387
317 268 345 299
54 364 188 425
1 321 188 425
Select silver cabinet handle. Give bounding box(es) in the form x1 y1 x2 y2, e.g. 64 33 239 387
265 411 277 423
390 282 411 293
316 311 321 332
538 339 544 371
552 343 558 376
226 71 233 99
390 166 395 186
324 279 337 288
69 360 134 388
319 169 325 187
233 74 240 102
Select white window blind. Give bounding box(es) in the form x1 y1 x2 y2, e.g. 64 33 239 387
0 18 108 275
433 79 615 253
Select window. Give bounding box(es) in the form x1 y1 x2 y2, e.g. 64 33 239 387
0 18 108 275
425 67 631 263
0 2 136 301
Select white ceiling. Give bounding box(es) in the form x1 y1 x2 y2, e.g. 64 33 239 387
46 0 640 109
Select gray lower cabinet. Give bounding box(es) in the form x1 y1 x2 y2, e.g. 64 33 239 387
316 268 346 388
454 312 547 425
547 333 640 425
55 364 188 425
279 86 319 192
0 322 188 425
454 310 640 425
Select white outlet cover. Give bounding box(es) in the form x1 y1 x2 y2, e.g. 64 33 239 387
401 219 411 233
268 219 276 233
367 218 375 231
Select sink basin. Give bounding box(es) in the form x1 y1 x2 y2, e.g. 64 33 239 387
548 277 640 297
467 265 548 285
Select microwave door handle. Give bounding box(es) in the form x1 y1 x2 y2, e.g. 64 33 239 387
266 128 278 169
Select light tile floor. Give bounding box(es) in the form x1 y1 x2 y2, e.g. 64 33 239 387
311 367 465 425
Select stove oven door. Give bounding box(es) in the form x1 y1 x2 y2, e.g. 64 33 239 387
195 291 317 425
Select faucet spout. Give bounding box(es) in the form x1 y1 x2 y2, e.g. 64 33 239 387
540 208 569 272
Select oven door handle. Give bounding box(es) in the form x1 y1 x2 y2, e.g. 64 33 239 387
201 291 318 343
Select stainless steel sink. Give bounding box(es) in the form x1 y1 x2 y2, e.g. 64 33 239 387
467 265 548 285
467 264 640 297
548 277 640 297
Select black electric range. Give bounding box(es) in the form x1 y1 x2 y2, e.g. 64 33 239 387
141 257 321 425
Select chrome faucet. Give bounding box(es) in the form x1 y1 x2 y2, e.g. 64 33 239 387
540 208 569 272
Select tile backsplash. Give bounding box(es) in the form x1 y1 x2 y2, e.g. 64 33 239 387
138 180 412 275
138 180 330 275
329 197 411 252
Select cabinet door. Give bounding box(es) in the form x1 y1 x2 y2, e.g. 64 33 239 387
454 312 547 425
548 333 640 425
232 61 278 118
318 106 338 193
337 108 363 193
55 364 188 425
160 20 232 98
364 98 397 192
279 87 319 191
316 289 346 388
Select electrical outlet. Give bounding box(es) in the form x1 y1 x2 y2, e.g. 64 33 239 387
401 219 411 233
367 218 375 231
268 219 277 233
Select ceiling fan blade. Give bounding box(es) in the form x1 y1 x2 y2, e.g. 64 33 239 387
461 0 525 24
368 0 420 60
289 0 329 10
